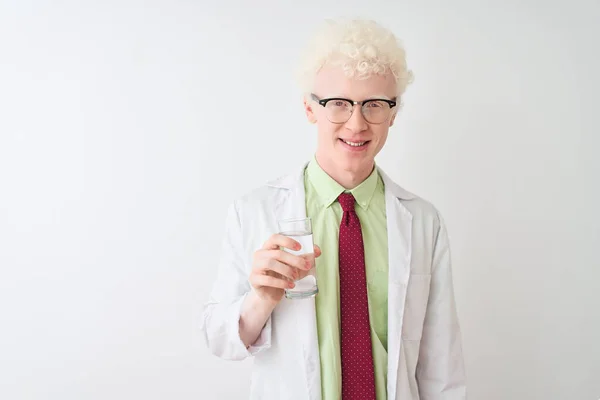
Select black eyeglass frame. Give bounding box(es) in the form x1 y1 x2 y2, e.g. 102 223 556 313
311 93 397 109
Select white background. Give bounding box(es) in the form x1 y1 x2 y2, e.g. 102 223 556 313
1 0 599 399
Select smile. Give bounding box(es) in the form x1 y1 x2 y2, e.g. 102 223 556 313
340 139 369 147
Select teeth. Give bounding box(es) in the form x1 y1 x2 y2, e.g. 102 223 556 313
342 139 366 147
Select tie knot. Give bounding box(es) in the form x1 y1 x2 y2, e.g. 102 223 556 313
337 192 356 212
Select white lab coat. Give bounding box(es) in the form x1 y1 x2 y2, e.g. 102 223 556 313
201 162 467 400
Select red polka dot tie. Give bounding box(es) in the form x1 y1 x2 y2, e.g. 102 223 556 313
337 192 376 399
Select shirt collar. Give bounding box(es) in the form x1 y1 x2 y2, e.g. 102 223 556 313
305 155 379 210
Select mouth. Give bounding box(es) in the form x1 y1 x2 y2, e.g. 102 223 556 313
339 138 370 148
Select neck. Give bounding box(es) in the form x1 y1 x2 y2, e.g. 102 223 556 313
314 153 374 189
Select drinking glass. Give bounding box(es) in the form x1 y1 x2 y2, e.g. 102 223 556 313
277 217 318 299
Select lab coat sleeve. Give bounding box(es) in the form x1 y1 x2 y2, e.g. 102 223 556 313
200 200 272 360
416 213 467 399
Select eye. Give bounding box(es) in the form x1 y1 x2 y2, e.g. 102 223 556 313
367 101 385 108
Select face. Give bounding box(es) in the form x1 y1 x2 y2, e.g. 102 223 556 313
304 66 398 177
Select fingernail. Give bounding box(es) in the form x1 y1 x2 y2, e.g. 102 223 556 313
289 282 295 288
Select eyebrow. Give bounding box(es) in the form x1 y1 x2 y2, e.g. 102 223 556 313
322 94 394 101
366 94 393 100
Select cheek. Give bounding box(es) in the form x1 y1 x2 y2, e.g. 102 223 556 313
372 130 389 147
317 122 341 141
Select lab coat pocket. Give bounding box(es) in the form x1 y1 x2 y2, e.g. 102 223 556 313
401 274 432 341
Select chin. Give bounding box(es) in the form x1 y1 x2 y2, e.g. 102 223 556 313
338 153 372 171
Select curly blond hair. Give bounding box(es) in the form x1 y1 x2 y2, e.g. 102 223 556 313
296 18 414 99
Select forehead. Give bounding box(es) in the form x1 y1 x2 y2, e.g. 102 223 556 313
313 66 397 99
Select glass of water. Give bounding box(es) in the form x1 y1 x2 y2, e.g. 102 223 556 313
277 217 318 299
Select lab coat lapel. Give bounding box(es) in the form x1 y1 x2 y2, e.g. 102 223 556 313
268 163 322 400
378 167 414 400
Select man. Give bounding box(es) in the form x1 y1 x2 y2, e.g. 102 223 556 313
201 18 466 400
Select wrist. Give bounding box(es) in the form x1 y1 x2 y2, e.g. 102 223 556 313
247 289 279 313
239 289 277 348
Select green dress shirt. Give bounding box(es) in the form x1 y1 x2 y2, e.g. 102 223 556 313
304 156 389 400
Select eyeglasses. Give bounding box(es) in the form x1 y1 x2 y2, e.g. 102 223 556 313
311 93 397 124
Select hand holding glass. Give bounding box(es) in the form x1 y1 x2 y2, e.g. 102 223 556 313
277 217 319 299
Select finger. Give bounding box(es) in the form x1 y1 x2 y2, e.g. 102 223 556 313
314 244 322 257
251 274 295 290
261 233 301 251
265 258 298 281
295 268 310 281
267 249 309 271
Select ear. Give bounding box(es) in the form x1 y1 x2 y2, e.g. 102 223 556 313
389 111 397 127
389 98 401 127
303 95 317 124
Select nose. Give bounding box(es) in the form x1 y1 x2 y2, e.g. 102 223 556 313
344 105 368 132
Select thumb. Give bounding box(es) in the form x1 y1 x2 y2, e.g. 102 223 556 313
314 244 322 257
